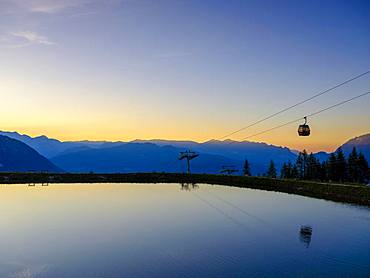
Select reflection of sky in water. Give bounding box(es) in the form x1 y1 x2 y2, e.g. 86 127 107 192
0 183 369 277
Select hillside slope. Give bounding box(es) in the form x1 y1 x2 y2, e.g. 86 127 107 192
0 131 110 158
338 133 370 160
0 135 61 172
134 139 297 174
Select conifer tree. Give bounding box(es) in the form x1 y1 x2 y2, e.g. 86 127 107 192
347 147 359 182
306 153 319 180
291 164 298 179
358 152 369 183
319 161 328 181
296 150 308 179
327 153 337 181
243 159 251 176
266 160 277 178
280 163 288 178
336 147 347 182
286 161 293 178
296 152 304 179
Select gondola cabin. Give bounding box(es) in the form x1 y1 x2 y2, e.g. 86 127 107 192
298 117 310 136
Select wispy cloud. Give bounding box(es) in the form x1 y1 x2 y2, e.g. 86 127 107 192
10 267 49 278
4 0 93 14
0 0 123 48
11 31 55 45
0 31 55 48
5 262 49 278
1 0 123 14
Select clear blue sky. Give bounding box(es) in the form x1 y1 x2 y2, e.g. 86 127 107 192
0 0 369 151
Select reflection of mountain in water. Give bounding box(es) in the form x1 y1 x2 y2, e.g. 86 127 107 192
180 183 199 191
299 225 313 248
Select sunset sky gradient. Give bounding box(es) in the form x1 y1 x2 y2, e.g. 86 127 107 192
1 0 369 152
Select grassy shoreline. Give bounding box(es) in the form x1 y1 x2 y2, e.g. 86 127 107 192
0 172 369 206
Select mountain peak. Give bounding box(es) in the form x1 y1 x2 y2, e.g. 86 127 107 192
35 135 50 140
344 133 370 145
337 133 370 160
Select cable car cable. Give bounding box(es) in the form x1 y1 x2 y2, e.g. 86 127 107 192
218 70 370 140
241 91 370 140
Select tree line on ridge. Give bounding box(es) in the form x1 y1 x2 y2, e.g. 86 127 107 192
243 147 369 184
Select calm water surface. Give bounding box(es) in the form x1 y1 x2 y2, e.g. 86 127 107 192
0 183 369 277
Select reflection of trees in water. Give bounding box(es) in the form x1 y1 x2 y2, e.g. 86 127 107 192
180 182 199 191
299 225 313 248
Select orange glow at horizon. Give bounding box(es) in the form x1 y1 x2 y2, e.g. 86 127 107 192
2 122 368 154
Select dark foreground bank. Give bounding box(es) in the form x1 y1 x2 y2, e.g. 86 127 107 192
0 172 369 206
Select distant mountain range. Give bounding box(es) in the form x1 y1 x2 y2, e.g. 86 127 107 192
0 131 109 158
0 130 368 174
51 143 241 174
0 135 61 172
133 139 296 174
0 131 297 174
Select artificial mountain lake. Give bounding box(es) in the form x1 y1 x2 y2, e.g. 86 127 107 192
0 183 369 277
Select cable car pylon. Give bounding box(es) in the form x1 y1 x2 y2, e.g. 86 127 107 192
178 150 199 174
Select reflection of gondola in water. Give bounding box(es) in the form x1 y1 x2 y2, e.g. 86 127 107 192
299 225 313 248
